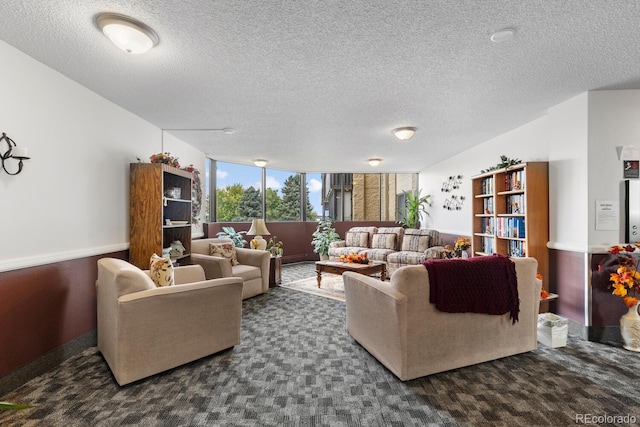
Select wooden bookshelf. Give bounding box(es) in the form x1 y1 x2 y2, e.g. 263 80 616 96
471 162 549 291
129 163 193 269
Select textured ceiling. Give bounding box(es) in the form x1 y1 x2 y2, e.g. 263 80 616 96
1 1 640 173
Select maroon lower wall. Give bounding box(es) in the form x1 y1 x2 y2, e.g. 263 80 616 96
0 251 128 378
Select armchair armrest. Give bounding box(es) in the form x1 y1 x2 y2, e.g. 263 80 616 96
235 248 269 268
343 271 408 379
236 248 270 292
190 253 233 280
174 264 206 284
330 240 346 248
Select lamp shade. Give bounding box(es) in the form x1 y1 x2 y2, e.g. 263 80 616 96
96 13 159 54
247 218 270 236
392 127 417 141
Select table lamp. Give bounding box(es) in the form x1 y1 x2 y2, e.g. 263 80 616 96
247 218 270 250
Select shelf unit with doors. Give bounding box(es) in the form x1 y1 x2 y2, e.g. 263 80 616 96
471 162 549 292
129 163 193 269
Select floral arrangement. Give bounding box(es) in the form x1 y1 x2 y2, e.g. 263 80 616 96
453 237 471 252
340 252 369 264
148 153 203 225
537 273 550 299
267 236 283 256
608 244 640 308
149 152 180 168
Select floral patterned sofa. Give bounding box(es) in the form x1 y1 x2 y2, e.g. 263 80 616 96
328 226 445 276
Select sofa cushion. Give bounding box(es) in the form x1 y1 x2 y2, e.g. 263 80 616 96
149 254 175 287
401 231 431 253
209 242 239 266
371 233 396 250
345 231 369 248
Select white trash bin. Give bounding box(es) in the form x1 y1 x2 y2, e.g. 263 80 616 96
537 313 568 348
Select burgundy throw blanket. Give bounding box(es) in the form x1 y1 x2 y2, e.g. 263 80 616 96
422 254 520 323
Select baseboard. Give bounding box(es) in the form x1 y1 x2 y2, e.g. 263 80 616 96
586 325 623 347
0 330 96 397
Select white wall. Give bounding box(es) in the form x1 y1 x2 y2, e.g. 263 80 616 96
419 116 549 235
588 90 640 247
0 40 203 271
547 93 589 250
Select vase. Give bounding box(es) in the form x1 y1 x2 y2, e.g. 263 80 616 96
620 302 640 352
461 251 469 259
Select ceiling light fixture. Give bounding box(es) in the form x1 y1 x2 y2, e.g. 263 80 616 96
490 28 515 43
254 159 268 167
96 13 159 54
368 158 382 167
392 127 417 141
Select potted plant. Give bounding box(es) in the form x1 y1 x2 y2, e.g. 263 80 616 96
399 189 431 229
311 218 340 260
267 236 283 256
216 226 247 248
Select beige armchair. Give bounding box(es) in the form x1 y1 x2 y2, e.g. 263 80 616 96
190 238 270 299
96 258 243 386
343 257 541 381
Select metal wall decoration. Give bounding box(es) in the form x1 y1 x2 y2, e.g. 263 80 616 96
441 175 462 192
441 174 465 211
1 132 30 175
443 195 465 211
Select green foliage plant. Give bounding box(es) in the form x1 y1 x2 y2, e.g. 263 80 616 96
480 155 522 173
399 190 431 229
0 401 34 410
216 226 247 248
311 218 340 257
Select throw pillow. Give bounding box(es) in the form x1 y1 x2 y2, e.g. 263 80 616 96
345 231 369 247
401 233 431 253
371 233 396 250
149 254 175 287
209 242 239 266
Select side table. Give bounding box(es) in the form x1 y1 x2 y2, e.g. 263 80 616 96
269 256 282 287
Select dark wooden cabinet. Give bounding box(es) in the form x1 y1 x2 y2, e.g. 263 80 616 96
269 256 282 287
129 163 192 269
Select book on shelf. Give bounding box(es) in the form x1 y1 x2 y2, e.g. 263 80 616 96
481 236 494 254
483 197 494 214
497 217 526 238
506 194 525 214
481 176 494 195
508 240 527 257
504 169 526 191
480 217 495 234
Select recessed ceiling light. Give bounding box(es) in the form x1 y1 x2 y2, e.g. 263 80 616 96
368 158 382 167
490 28 515 43
254 159 268 167
391 127 417 141
222 128 236 134
96 13 159 54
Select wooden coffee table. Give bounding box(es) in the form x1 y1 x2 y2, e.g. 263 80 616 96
315 259 387 288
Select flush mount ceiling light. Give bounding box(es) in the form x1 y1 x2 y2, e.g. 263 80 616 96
96 13 159 54
368 158 382 167
490 28 515 43
254 159 268 167
391 127 417 141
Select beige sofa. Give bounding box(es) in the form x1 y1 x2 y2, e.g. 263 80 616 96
328 226 444 275
343 257 541 381
96 258 243 386
190 238 270 299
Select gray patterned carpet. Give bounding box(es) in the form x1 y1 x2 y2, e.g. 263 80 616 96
1 262 640 426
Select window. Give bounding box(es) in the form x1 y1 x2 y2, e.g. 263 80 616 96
205 159 416 223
